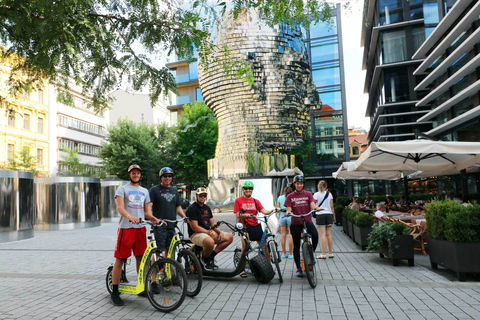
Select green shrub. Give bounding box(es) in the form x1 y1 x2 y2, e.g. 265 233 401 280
334 205 344 217
335 196 349 207
425 200 458 240
343 208 352 221
354 212 374 228
444 203 480 243
367 222 409 256
347 209 359 222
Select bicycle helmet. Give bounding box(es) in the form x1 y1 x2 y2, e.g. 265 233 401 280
127 164 142 173
242 181 254 189
159 167 174 177
293 175 305 183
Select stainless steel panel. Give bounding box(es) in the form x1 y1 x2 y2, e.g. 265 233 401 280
101 180 126 219
0 170 34 242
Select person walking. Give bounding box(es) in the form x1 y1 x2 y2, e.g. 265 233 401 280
285 175 319 277
313 180 335 259
276 186 294 259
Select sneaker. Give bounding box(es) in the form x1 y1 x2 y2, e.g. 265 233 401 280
288 254 294 259
150 282 160 294
296 269 304 277
111 292 124 306
282 253 288 258
205 259 216 270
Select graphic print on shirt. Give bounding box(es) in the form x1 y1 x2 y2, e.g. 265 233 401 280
290 196 309 207
202 210 210 225
161 192 176 202
128 191 145 209
241 202 256 213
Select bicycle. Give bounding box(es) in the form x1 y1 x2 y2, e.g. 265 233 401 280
160 218 203 297
106 220 187 312
289 210 318 288
234 211 283 283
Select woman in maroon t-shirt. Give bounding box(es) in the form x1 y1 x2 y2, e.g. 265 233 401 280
234 180 274 278
285 175 319 278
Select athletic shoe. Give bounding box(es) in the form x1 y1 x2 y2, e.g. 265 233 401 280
288 254 294 259
205 259 216 270
282 253 288 258
296 269 304 277
150 282 160 294
111 292 124 306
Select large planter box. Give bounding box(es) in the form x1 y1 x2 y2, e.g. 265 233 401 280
428 237 480 281
342 216 348 234
353 225 372 251
335 211 343 226
379 235 414 266
346 220 353 238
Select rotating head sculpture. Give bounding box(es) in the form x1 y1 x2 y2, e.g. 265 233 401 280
198 10 319 177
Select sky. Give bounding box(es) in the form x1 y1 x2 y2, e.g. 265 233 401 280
339 0 371 131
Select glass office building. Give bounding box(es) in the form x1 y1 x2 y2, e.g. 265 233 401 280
362 0 451 142
303 4 350 195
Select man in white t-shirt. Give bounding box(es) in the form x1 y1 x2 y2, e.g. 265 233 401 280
374 203 389 225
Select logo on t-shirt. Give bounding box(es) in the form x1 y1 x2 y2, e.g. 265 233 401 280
162 193 176 202
291 197 309 206
128 191 145 209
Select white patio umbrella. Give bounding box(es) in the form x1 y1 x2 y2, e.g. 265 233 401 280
333 162 412 180
348 140 480 173
407 164 480 179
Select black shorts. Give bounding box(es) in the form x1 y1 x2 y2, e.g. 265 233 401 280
154 227 175 251
316 214 333 226
246 224 263 241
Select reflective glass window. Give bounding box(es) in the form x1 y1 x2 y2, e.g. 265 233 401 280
453 97 473 117
189 61 198 80
453 118 480 141
311 37 338 63
381 29 407 63
23 113 30 130
312 61 340 87
37 117 43 133
412 26 426 54
443 0 456 14
451 76 471 96
318 87 342 110
196 87 203 102
309 16 337 39
410 0 423 20
432 112 447 128
379 0 404 25
383 67 409 103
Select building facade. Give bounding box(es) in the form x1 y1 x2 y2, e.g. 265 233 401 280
109 89 171 126
413 0 480 142
165 56 203 125
0 55 49 174
304 4 350 192
361 0 451 143
48 83 108 175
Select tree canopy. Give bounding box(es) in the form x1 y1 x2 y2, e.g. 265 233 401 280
176 100 217 187
0 0 331 113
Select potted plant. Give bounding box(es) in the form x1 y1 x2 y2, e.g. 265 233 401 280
334 204 344 226
353 212 374 250
342 208 349 234
426 201 480 281
347 210 359 242
367 222 414 266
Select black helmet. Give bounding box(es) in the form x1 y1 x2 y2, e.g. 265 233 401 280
293 175 305 183
127 164 142 173
159 167 174 177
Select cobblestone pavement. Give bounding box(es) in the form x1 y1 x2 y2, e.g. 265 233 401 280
1 211 479 320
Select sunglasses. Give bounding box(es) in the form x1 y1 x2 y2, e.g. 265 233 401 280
243 187 253 191
198 194 207 198
162 175 173 178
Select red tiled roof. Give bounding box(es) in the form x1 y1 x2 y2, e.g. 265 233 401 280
349 133 368 146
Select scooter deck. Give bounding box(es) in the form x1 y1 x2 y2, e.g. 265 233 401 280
202 268 241 278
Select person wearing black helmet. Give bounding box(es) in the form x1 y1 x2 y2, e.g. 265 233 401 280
284 175 319 278
111 164 161 306
148 167 188 253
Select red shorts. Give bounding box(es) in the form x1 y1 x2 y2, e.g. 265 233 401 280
114 227 147 259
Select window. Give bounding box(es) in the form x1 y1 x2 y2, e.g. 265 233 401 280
335 127 343 135
8 144 14 160
379 0 404 25
409 0 423 20
36 117 43 133
37 149 43 166
312 61 340 87
383 67 409 103
24 90 29 100
309 16 337 38
38 90 44 104
381 29 407 64
189 61 198 80
310 37 338 63
337 140 344 149
24 114 30 130
318 87 342 110
196 87 203 102
352 146 360 155
325 140 333 149
8 114 14 127
412 27 426 54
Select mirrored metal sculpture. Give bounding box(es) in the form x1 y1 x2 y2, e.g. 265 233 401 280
199 10 319 178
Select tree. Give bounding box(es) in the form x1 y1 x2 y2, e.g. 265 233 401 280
176 101 217 187
58 146 102 177
0 1 332 113
7 145 39 176
98 119 177 187
290 129 315 176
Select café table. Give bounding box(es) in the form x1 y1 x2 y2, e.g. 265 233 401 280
392 215 425 222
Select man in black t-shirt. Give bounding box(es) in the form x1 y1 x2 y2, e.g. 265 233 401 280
148 167 187 251
186 187 233 269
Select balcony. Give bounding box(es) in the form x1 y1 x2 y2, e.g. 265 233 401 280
176 74 190 84
176 96 191 105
